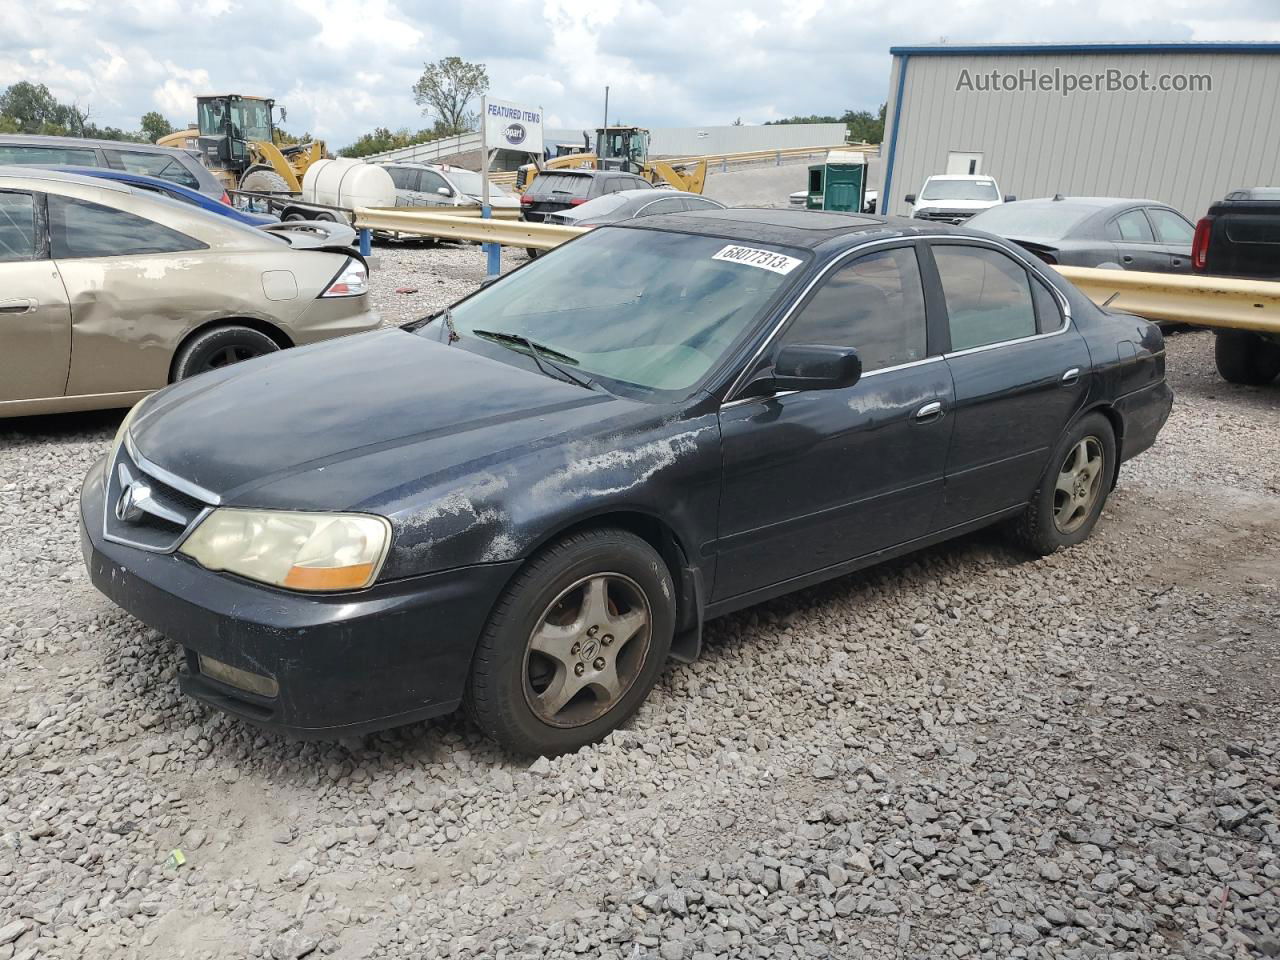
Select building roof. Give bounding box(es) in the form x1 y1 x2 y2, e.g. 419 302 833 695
890 42 1280 57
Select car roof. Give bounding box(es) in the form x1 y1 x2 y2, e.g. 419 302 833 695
0 165 133 193
0 133 197 157
925 175 995 182
1222 187 1280 201
543 169 640 180
42 164 203 196
1011 196 1164 208
616 207 905 249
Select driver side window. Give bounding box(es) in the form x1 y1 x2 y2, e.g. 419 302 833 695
778 246 927 373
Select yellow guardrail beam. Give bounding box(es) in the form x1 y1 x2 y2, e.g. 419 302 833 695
1057 266 1280 335
354 208 585 250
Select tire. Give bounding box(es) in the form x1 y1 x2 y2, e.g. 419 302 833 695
1215 330 1280 385
171 325 281 381
239 167 290 194
282 211 308 222
525 248 541 260
1010 412 1116 556
465 527 675 756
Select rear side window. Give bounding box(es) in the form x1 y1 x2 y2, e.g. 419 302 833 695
104 150 199 190
0 191 37 262
0 143 98 166
1107 209 1155 242
1147 208 1194 244
387 168 419 190
1223 218 1280 245
636 197 685 217
48 195 205 259
780 246 927 373
933 244 1037 350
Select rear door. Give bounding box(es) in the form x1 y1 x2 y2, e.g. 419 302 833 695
1106 208 1169 272
927 241 1090 527
1146 206 1195 273
0 189 72 403
716 242 954 600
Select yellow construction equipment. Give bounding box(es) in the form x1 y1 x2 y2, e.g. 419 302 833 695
515 126 707 195
157 95 325 194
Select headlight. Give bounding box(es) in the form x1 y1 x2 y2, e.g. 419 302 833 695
179 509 391 592
109 401 143 462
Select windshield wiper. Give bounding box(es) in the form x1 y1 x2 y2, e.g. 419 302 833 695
470 329 596 390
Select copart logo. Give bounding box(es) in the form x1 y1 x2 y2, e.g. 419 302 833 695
504 123 526 146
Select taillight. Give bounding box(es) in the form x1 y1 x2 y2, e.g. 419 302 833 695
569 197 588 206
220 191 232 205
319 257 368 298
520 194 533 206
1192 216 1212 271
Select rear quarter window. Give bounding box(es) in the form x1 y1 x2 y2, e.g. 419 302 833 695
48 194 206 259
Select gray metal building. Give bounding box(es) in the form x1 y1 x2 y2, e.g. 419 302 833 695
880 42 1280 220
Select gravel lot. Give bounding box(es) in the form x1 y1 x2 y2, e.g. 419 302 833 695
2 242 1278 960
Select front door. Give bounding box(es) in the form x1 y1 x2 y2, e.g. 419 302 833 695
0 190 72 403
926 241 1091 527
715 243 954 601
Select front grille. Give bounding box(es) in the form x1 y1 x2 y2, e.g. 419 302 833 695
915 209 975 223
103 443 211 553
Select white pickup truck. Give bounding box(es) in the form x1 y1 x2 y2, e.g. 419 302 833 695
904 175 1013 224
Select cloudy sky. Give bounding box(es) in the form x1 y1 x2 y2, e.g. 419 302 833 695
1 0 1277 149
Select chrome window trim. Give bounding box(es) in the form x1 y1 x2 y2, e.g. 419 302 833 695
720 354 947 410
723 233 1074 405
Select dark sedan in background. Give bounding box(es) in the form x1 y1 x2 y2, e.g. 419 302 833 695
544 188 724 226
81 209 1172 756
519 169 652 223
967 196 1196 272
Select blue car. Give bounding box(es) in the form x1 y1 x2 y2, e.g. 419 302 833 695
49 165 279 227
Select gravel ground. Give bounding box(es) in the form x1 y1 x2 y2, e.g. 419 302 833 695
2 247 1279 960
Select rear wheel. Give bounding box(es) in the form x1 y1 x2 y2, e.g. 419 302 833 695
172 325 280 381
465 527 674 756
1215 330 1280 385
1010 412 1116 556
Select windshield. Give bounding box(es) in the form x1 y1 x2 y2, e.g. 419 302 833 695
920 179 999 201
441 168 490 196
967 202 1094 239
431 228 805 395
199 98 272 142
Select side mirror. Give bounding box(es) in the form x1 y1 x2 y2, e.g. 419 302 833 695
904 194 916 205
772 344 862 392
1004 194 1017 203
437 187 452 197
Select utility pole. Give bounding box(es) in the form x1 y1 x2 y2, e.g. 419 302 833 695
602 85 609 152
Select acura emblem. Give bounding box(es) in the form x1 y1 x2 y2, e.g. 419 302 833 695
115 463 152 524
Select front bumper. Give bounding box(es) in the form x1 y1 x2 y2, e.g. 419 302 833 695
80 460 517 737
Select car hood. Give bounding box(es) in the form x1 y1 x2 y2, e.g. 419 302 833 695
916 199 1000 212
130 328 623 507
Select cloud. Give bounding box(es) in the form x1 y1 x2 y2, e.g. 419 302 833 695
0 0 1275 148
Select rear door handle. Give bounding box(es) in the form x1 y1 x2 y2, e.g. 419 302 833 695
1061 367 1081 385
914 400 943 423
0 299 36 314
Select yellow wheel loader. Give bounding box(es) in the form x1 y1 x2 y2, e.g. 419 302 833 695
158 95 325 194
515 126 706 196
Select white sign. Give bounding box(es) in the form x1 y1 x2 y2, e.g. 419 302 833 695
483 98 544 155
712 244 804 275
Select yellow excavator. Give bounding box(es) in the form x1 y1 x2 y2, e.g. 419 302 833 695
515 126 706 195
157 94 324 194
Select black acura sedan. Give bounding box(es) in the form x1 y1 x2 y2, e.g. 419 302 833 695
80 209 1173 755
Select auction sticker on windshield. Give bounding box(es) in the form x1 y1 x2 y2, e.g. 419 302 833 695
712 245 803 275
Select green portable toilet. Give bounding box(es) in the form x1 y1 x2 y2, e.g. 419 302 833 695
806 150 867 212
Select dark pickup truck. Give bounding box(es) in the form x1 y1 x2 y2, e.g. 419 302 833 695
1192 187 1280 384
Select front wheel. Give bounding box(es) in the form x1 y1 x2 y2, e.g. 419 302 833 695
1010 413 1116 556
465 528 674 756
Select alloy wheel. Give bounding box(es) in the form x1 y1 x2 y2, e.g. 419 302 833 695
204 344 260 371
1053 436 1104 534
522 573 652 728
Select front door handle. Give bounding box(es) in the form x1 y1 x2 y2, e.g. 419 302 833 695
914 400 943 423
1061 367 1081 385
1121 255 1134 264
0 299 36 314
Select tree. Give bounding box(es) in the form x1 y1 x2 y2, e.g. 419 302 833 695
731 117 743 126
0 81 68 133
140 111 174 143
412 56 488 136
841 103 886 144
